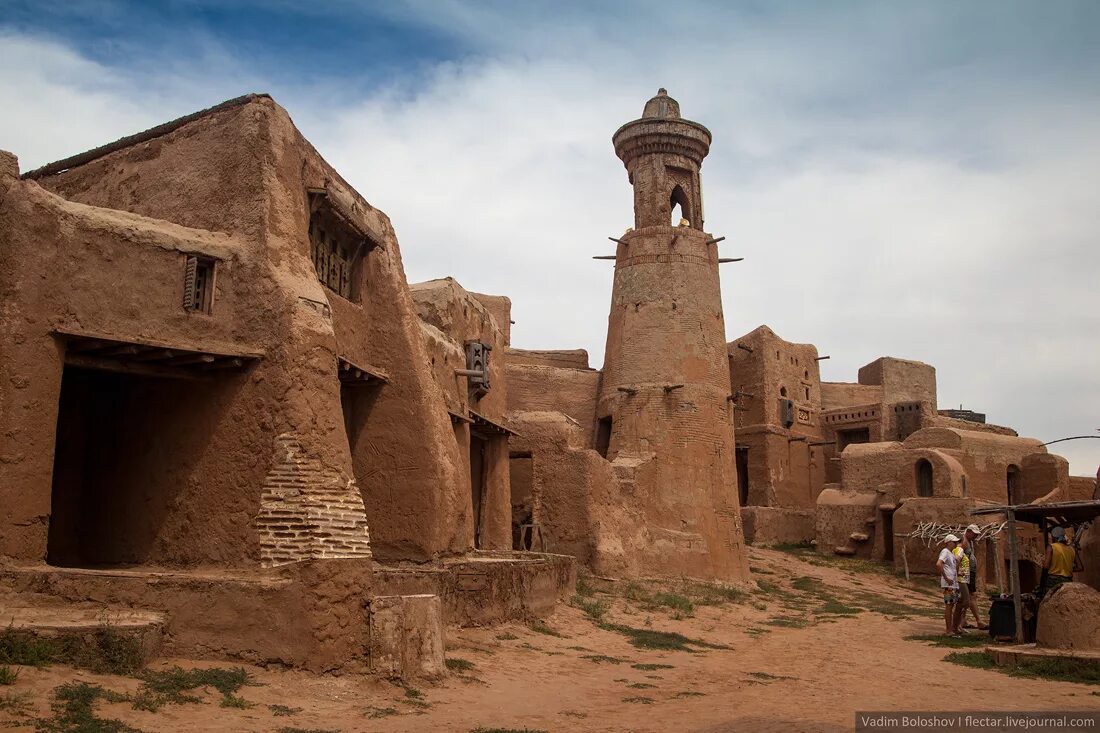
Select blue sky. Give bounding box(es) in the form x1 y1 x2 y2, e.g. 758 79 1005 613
2 1 1098 473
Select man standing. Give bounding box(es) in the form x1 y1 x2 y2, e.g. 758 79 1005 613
937 534 960 636
959 524 987 630
1040 526 1077 598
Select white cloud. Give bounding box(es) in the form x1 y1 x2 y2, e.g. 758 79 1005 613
1 3 1097 475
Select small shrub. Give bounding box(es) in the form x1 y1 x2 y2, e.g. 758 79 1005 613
764 617 807 629
0 690 32 715
446 657 476 673
135 665 250 710
37 682 140 733
219 693 252 709
269 703 301 716
0 665 18 685
574 575 597 597
0 626 55 667
572 595 609 622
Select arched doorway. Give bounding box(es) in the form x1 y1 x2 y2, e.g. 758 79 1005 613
916 458 934 497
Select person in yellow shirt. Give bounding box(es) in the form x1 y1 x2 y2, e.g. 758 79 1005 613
1040 526 1078 598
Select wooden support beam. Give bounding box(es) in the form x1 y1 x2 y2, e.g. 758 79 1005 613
736 342 753 353
815 355 831 361
592 255 617 260
663 384 684 393
203 357 244 370
608 236 627 245
617 386 637 396
1006 508 1024 643
168 354 216 366
705 236 726 245
129 349 180 362
717 257 744 264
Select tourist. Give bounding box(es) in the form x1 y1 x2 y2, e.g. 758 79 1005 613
951 533 972 635
937 534 960 635
1039 526 1077 598
959 524 987 630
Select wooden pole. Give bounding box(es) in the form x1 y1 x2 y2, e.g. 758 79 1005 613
992 536 1005 598
1005 507 1024 643
901 538 910 581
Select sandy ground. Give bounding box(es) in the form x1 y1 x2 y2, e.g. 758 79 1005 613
2 547 1095 733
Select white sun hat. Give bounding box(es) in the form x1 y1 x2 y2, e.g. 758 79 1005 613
944 534 960 543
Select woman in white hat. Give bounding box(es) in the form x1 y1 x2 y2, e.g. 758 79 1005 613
937 534 961 635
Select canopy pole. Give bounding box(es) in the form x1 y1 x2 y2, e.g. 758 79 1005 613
1006 507 1024 643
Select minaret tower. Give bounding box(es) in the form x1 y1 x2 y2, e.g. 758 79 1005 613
598 89 749 581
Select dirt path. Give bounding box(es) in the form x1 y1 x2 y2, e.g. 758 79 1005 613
2 548 1095 732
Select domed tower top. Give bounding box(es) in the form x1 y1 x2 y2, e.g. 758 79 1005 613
613 89 712 229
642 88 681 119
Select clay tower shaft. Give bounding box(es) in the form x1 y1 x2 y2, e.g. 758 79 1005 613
598 89 749 581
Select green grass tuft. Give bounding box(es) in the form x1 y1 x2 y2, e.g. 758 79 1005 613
631 663 674 671
905 633 988 648
470 728 549 733
623 696 655 704
277 728 339 733
269 703 301 716
599 622 730 651
0 690 32 716
135 665 250 710
764 617 807 628
446 657 476 673
495 632 519 641
944 651 1100 684
626 682 656 689
366 706 399 718
581 654 627 664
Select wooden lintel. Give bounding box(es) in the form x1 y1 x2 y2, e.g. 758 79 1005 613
737 342 753 353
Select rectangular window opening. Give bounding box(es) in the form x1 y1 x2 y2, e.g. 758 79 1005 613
183 255 215 314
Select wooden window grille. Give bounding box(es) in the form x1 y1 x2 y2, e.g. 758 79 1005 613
183 255 215 314
308 204 364 301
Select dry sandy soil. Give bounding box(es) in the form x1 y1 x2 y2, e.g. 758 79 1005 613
2 547 1095 733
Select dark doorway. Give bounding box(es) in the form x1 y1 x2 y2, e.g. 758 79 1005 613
470 434 488 548
1006 465 1020 504
509 452 534 550
340 381 381 455
916 458 934 497
595 416 612 458
836 427 870 452
736 446 750 506
881 509 895 562
47 366 217 567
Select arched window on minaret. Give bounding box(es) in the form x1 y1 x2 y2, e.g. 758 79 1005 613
670 185 691 226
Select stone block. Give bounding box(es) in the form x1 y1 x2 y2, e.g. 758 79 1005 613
367 594 445 679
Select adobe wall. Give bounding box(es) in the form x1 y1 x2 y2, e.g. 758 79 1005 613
0 560 373 672
507 348 590 370
506 363 600 445
928 414 1018 436
1067 475 1097 502
902 428 1044 504
1017 452 1068 504
741 507 815 546
1 150 283 566
858 357 937 408
815 487 880 558
821 382 883 410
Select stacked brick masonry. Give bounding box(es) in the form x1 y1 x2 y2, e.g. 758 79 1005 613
256 434 372 566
